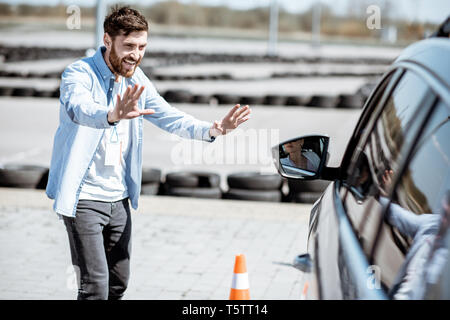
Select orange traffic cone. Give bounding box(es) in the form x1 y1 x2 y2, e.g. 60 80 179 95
229 254 250 300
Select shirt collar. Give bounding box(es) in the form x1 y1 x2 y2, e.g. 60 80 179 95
93 46 114 81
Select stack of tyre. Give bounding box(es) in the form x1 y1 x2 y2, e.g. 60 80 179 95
161 171 222 199
222 172 283 202
285 179 330 204
140 167 162 196
0 164 49 189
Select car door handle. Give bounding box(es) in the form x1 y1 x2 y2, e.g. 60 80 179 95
293 253 312 273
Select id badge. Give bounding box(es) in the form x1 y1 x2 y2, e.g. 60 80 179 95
105 126 122 166
105 141 122 166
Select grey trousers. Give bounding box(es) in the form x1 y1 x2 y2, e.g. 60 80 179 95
63 198 132 300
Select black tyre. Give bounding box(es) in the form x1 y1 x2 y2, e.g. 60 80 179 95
12 87 35 97
336 94 364 109
264 95 287 106
239 96 264 105
165 171 220 188
0 86 14 96
288 179 330 193
223 188 282 202
36 168 49 190
168 75 182 81
141 182 160 195
213 94 240 105
0 164 49 188
142 167 161 184
52 87 60 98
227 172 282 190
307 95 338 108
156 75 171 81
163 89 192 103
192 75 208 80
271 72 290 78
34 89 54 98
166 186 222 199
356 81 377 102
285 96 309 106
293 192 322 204
5 71 22 78
192 94 212 104
43 71 62 79
218 73 232 80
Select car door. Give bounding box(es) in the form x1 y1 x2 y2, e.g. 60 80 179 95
369 98 450 299
310 68 402 299
326 69 437 299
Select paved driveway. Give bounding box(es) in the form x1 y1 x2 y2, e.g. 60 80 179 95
0 188 311 300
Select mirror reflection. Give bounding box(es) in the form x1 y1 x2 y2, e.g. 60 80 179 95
279 137 325 176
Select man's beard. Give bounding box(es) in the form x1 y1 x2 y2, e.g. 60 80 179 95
109 44 142 78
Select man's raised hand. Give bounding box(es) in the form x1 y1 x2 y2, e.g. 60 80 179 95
107 84 154 123
209 104 251 137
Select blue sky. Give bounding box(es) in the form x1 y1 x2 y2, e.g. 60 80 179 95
1 0 449 24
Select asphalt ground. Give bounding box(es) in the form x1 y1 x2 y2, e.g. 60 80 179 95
0 188 311 300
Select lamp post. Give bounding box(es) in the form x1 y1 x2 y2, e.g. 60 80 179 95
95 0 107 50
268 0 279 56
312 0 321 46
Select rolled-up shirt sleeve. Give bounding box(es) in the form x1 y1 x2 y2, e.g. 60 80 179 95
60 62 111 129
142 78 214 142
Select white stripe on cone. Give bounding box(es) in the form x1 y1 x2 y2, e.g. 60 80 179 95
231 272 249 290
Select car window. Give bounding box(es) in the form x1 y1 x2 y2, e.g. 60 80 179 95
340 70 400 171
372 100 450 299
343 71 435 262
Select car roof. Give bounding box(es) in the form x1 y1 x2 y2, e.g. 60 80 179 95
394 38 450 90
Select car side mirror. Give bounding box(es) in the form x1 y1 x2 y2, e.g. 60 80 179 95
272 135 330 180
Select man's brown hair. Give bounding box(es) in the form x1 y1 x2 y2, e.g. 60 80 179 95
103 6 148 38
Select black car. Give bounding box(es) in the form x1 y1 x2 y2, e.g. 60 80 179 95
272 26 450 299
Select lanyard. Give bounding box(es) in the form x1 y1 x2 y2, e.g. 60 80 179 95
107 77 115 106
110 126 119 143
107 77 120 143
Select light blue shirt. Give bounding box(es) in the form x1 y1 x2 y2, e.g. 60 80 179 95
46 46 213 217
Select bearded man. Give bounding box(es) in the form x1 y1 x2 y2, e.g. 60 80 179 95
46 6 251 300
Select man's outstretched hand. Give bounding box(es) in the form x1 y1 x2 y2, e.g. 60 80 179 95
209 104 252 138
107 84 155 123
